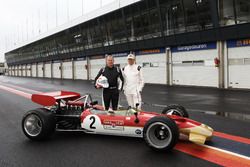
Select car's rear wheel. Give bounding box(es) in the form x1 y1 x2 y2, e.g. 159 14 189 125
143 116 179 151
22 108 56 140
162 104 189 118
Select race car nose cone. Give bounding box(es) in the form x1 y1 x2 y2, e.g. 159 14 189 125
189 133 207 145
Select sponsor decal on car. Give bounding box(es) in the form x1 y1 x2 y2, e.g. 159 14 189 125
135 129 142 135
125 117 131 120
103 125 124 131
103 120 124 126
103 120 124 131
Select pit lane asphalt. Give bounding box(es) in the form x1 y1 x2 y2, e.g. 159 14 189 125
0 76 249 167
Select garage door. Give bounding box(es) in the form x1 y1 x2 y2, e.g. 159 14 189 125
227 39 250 89
31 64 37 77
62 61 73 79
135 49 166 84
74 60 87 80
7 67 10 76
90 57 105 80
10 67 13 76
172 43 218 87
38 63 43 77
44 63 51 78
27 64 31 77
22 65 26 76
12 67 14 76
14 66 18 76
18 66 22 76
9 67 11 76
15 66 18 76
52 62 61 79
18 66 21 76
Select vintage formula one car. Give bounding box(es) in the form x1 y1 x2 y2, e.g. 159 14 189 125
22 91 213 151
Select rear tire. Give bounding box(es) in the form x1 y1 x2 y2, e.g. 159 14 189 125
22 108 56 140
162 104 189 118
143 116 179 151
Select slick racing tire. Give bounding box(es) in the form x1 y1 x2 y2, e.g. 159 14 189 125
162 104 189 118
143 116 179 151
22 108 56 140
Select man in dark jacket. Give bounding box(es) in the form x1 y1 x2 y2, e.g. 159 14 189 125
94 55 124 111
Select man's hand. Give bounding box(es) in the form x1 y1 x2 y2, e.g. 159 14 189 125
96 85 102 89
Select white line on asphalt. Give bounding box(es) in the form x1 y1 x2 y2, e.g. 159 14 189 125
0 82 42 94
199 144 250 160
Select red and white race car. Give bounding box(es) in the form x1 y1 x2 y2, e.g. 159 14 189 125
22 91 213 151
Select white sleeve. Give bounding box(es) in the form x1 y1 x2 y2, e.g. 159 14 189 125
122 67 127 91
138 67 144 92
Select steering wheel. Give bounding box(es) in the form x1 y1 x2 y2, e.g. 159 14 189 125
126 108 137 116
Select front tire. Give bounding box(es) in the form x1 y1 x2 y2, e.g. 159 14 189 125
143 116 179 151
162 104 189 118
22 108 56 140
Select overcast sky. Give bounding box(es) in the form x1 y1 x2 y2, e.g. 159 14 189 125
0 0 115 62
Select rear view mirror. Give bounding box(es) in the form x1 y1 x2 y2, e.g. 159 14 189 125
135 103 140 111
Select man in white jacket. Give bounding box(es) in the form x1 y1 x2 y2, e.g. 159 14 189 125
122 53 144 109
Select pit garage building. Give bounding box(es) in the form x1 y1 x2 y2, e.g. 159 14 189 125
5 0 250 89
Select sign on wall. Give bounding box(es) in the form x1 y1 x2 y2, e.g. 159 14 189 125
89 48 165 59
112 52 130 57
227 39 250 48
135 48 165 55
172 42 217 52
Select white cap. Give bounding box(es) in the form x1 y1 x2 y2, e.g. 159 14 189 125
127 54 135 59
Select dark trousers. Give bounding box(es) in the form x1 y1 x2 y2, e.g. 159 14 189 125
103 88 119 110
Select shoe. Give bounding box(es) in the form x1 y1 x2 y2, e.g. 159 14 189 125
108 109 114 114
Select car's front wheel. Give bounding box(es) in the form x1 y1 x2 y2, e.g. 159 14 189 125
143 116 179 151
22 108 56 140
162 104 189 118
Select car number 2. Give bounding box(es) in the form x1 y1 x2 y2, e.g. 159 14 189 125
81 115 102 131
89 116 96 129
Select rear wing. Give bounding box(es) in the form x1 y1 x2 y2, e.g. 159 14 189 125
31 91 81 106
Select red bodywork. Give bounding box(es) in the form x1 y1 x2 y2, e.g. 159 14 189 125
31 91 202 129
81 106 202 129
31 91 81 106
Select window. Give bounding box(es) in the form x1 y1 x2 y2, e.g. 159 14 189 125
159 0 186 35
127 1 162 41
88 20 103 48
79 25 91 49
104 11 128 46
144 9 162 39
141 0 161 39
235 0 250 24
183 0 200 32
170 3 186 34
219 0 236 26
196 0 213 29
124 5 135 41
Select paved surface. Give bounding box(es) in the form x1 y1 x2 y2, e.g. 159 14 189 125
0 76 249 167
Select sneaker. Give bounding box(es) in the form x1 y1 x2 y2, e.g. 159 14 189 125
108 109 114 114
